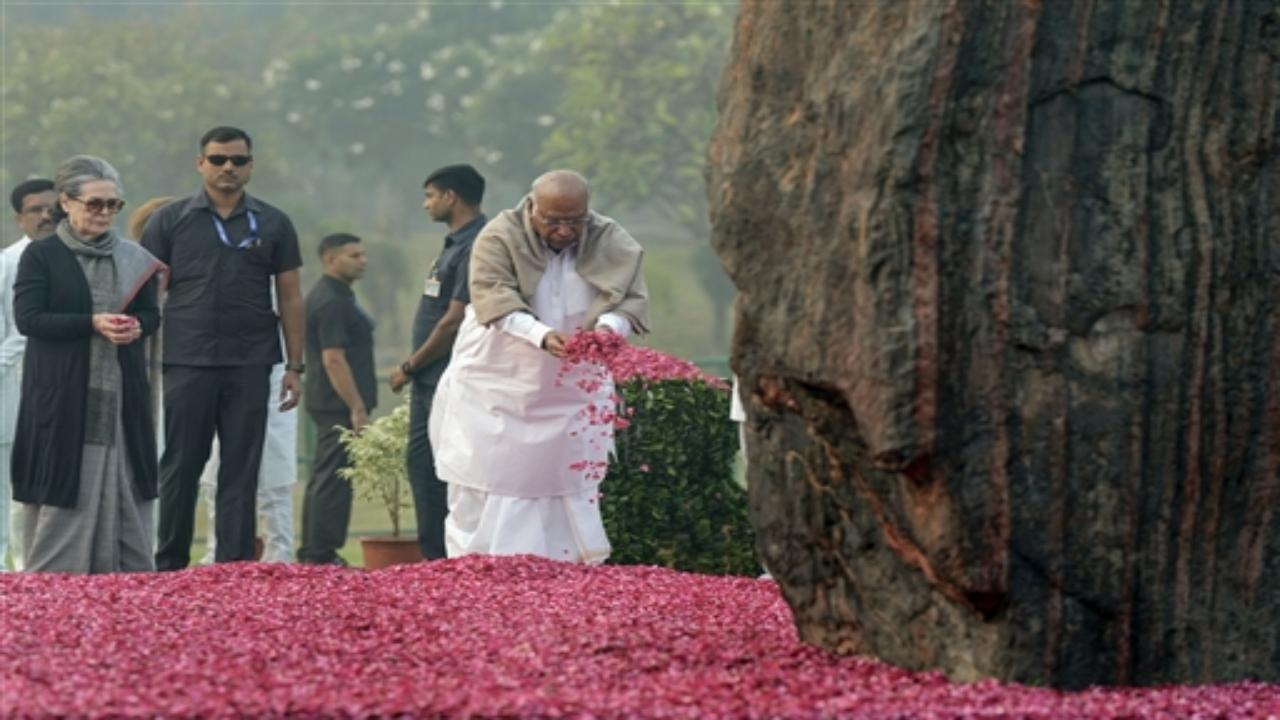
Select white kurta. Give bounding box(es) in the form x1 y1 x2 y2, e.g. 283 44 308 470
430 244 629 563
730 374 748 463
0 236 32 570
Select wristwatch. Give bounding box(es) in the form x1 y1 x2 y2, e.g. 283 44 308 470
285 362 305 374
400 361 417 376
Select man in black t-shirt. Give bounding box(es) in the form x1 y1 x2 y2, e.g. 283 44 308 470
299 233 375 565
387 164 486 560
143 126 305 569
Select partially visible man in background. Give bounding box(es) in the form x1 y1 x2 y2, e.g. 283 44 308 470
126 196 175 432
388 164 486 560
1 178 56 570
299 233 374 565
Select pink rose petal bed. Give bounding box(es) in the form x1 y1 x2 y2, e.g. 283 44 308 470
2 556 1275 718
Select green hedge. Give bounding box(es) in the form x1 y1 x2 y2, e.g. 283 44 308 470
602 378 758 576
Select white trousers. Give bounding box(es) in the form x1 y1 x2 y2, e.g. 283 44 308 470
445 484 610 564
0 441 19 570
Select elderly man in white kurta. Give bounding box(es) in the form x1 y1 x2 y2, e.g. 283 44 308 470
429 170 649 563
1 179 57 570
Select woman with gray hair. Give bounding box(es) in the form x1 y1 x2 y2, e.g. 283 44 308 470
10 155 167 573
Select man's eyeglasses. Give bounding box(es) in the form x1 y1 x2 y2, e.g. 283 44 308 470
536 212 588 228
204 154 253 167
70 197 126 214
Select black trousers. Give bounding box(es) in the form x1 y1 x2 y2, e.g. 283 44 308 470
297 411 353 563
407 384 447 559
155 364 271 570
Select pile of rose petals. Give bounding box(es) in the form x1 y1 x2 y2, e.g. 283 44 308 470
563 328 728 388
609 343 729 388
563 327 629 368
2 557 1275 718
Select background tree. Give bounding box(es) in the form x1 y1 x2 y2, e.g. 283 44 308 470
530 2 737 345
263 3 551 217
1 9 259 204
2 0 738 368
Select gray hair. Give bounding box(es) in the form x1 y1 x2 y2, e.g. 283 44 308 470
52 155 123 222
531 169 590 203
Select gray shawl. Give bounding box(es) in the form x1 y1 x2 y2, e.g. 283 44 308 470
56 220 165 445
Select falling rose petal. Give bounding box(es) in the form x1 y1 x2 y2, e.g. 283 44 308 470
560 329 735 477
1 558 1272 717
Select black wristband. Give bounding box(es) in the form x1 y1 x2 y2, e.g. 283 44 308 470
401 361 415 376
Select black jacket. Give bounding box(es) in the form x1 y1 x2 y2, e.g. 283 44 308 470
10 235 161 508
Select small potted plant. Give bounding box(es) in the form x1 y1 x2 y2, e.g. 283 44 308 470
338 401 422 569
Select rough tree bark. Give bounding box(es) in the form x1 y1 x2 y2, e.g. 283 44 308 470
707 0 1278 689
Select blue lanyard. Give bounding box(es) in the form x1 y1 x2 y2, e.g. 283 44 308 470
211 210 259 249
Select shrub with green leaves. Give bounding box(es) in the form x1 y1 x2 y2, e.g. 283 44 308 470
339 402 414 537
603 378 758 576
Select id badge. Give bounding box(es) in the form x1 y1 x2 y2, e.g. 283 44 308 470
423 277 442 297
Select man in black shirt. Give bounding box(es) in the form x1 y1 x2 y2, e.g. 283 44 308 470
388 164 487 559
299 233 374 565
143 126 305 568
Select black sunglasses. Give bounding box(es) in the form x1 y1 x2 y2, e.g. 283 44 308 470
204 154 253 167
71 197 126 214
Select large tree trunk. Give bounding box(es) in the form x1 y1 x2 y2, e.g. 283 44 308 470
707 0 1279 689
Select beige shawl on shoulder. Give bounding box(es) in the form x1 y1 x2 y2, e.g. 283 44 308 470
470 195 650 334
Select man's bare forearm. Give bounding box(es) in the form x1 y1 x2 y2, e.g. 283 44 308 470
280 303 304 365
405 300 465 372
276 271 305 365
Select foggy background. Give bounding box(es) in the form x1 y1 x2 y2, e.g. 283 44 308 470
1 0 739 388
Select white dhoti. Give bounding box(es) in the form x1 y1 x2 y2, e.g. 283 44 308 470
430 298 614 564
445 485 610 564
199 363 298 563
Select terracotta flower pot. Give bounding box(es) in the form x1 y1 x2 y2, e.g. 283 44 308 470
359 536 423 570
